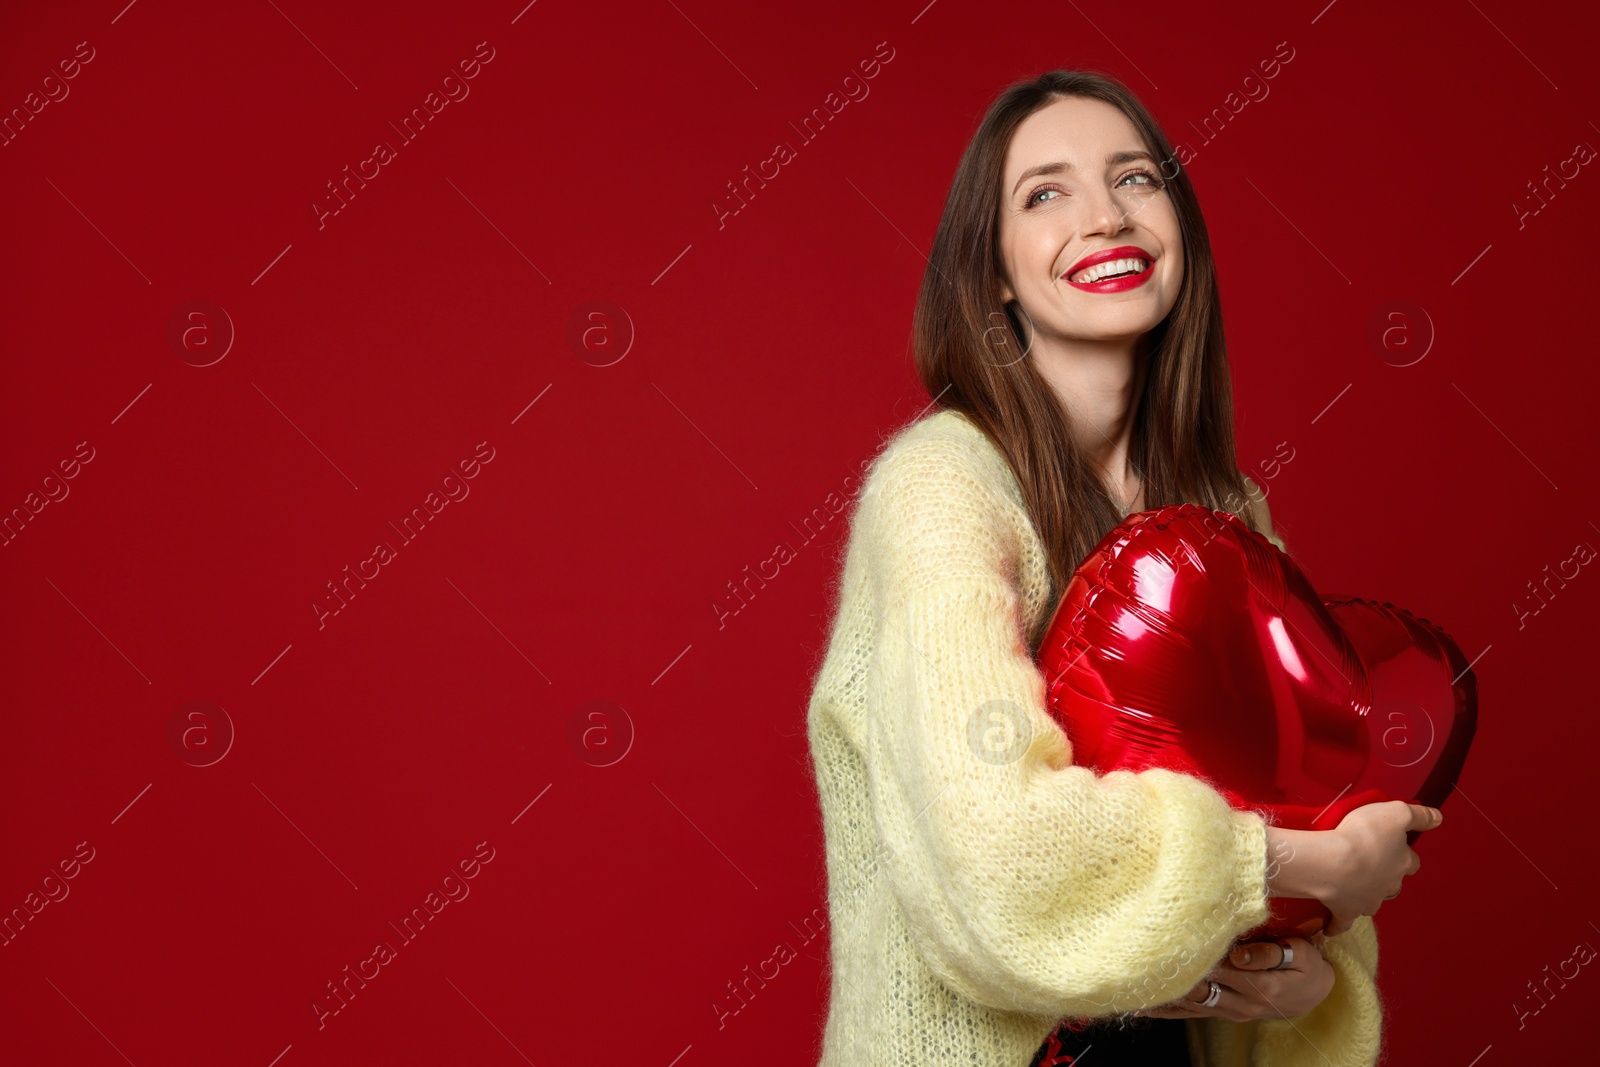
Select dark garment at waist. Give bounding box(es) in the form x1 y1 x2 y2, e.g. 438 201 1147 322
1030 1015 1191 1066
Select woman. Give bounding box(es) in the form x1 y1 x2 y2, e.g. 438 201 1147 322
804 70 1440 1067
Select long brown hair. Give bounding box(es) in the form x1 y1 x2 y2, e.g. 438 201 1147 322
912 69 1269 606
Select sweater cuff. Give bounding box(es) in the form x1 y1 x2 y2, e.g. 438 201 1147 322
1250 928 1385 1066
1226 809 1272 932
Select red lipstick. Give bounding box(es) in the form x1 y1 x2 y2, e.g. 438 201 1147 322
1062 244 1156 293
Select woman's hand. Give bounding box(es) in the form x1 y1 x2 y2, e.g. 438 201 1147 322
1265 800 1443 936
1134 935 1334 1023
1321 801 1441 935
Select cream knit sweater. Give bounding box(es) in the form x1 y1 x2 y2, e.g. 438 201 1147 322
805 407 1382 1066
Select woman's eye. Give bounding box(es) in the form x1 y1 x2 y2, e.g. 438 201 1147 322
1027 171 1158 208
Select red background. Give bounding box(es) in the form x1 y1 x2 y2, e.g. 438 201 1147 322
3 1 1597 1064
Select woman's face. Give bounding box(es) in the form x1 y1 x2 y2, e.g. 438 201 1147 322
996 95 1184 349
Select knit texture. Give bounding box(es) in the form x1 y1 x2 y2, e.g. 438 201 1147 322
805 407 1383 1067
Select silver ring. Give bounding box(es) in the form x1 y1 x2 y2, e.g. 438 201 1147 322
1200 980 1222 1008
1273 942 1295 970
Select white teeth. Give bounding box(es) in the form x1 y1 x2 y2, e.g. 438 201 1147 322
1071 256 1149 284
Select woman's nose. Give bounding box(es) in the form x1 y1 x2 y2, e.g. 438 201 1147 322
1080 188 1131 238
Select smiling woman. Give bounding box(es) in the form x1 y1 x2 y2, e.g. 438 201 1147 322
805 69 1411 1067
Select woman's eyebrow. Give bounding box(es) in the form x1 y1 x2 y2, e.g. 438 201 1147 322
1010 149 1154 196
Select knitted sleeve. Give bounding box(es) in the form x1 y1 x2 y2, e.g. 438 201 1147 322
855 429 1275 1019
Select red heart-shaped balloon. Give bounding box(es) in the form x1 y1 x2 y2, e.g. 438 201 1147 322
1036 504 1478 940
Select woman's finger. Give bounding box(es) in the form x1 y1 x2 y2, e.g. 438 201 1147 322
1139 936 1329 1022
1405 803 1443 832
1228 940 1285 970
1229 936 1318 972
1134 975 1213 1019
1136 973 1255 1021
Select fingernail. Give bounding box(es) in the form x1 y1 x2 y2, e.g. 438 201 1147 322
1237 947 1252 965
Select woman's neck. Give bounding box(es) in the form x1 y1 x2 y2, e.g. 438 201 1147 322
1030 332 1150 503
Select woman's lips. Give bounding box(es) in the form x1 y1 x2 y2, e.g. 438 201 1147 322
1062 244 1157 293
1067 263 1154 293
